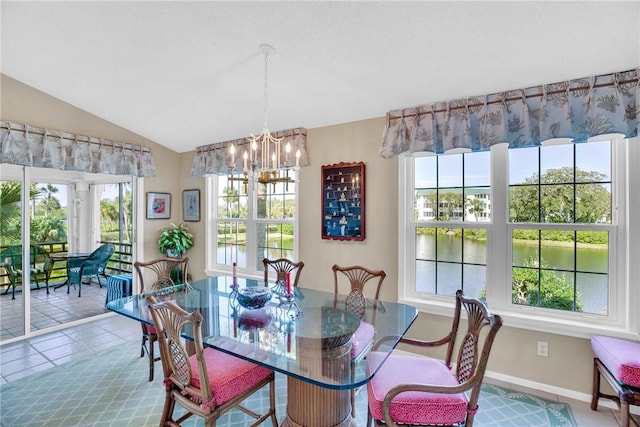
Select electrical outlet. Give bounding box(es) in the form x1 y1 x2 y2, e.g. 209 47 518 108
537 341 549 357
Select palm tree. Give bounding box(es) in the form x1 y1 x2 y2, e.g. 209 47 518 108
41 184 59 215
467 197 485 222
0 181 42 244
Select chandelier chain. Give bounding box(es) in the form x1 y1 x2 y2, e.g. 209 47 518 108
263 49 269 131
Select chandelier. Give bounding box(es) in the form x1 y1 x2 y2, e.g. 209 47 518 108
228 44 299 192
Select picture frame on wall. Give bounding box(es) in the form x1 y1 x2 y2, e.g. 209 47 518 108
146 192 171 219
321 161 366 241
183 189 200 222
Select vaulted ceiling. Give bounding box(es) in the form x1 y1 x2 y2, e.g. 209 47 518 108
2 1 638 153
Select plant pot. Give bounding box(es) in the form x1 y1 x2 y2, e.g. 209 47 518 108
166 250 182 259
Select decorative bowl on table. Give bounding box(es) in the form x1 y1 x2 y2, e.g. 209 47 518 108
237 286 272 310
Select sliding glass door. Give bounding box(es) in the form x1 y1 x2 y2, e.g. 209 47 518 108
0 165 137 342
0 175 25 340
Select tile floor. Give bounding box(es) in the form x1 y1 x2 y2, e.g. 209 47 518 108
0 309 630 426
0 279 110 341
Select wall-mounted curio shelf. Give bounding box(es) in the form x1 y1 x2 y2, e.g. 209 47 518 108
321 161 365 241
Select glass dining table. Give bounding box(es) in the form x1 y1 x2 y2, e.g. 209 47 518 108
106 275 418 427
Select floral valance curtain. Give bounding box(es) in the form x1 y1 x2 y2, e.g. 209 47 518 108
191 127 309 176
380 68 639 158
0 121 157 177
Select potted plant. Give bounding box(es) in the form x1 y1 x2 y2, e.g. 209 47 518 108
157 223 194 258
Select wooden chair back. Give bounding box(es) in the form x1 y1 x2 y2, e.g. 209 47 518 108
134 257 190 381
332 264 386 319
263 258 304 287
452 291 501 386
146 297 213 407
134 257 190 292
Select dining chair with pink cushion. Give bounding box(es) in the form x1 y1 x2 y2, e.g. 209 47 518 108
366 289 502 427
134 257 190 381
590 335 640 427
146 296 278 427
332 263 387 417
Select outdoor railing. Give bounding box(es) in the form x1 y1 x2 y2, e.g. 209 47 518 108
0 241 133 290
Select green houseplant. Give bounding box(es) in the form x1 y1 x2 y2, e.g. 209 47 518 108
157 223 194 258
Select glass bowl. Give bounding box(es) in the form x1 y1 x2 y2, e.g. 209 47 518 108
237 286 272 310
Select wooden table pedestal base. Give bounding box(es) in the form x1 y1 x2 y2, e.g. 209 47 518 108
282 376 356 427
281 341 356 427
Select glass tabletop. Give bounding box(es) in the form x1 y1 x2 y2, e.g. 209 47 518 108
106 275 418 390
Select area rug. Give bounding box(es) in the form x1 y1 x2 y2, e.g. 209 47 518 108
0 340 576 427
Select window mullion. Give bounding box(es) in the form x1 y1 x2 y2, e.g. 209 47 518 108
488 143 508 308
398 154 414 301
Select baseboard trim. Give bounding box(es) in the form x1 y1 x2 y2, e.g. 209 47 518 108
485 370 640 415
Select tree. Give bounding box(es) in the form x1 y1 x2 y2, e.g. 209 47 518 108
510 167 610 223
121 188 133 243
31 215 67 242
41 184 60 215
438 191 463 221
221 185 241 218
0 182 42 244
467 197 485 221
512 257 583 311
100 185 133 243
100 199 119 230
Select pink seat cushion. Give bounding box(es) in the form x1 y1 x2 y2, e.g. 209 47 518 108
190 347 273 407
144 324 157 335
591 335 640 387
351 321 375 359
367 351 468 425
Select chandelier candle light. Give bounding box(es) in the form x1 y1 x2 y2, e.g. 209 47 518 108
228 44 300 191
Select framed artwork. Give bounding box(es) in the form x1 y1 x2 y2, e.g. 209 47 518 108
183 189 200 222
146 192 171 219
321 161 365 241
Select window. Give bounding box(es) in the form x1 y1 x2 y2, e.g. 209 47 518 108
208 171 298 276
413 151 490 298
400 136 631 335
509 142 612 315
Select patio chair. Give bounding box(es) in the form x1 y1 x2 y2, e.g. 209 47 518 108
366 289 502 427
0 245 53 299
66 243 115 297
263 257 304 287
134 257 190 381
332 263 387 417
146 296 278 427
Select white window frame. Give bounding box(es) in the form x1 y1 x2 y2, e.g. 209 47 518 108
205 175 299 280
398 136 639 339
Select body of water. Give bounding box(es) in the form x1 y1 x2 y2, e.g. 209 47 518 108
415 234 608 314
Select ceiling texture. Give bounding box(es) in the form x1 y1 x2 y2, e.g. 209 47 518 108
1 1 639 154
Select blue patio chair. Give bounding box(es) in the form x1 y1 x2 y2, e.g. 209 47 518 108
0 245 53 299
67 243 115 297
